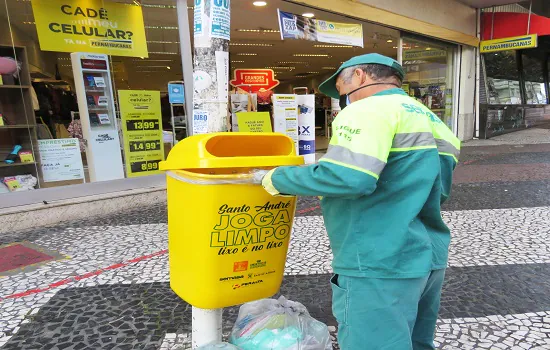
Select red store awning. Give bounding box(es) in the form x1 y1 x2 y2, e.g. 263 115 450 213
482 12 550 41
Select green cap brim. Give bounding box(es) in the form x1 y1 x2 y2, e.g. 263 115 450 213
318 53 405 100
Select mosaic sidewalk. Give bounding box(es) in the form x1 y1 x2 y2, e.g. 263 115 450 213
2 143 550 349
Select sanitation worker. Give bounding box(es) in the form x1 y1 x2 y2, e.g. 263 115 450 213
253 53 460 349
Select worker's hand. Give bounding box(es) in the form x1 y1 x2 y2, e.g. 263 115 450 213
250 169 270 184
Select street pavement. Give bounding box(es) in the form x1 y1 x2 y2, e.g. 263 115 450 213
2 138 550 349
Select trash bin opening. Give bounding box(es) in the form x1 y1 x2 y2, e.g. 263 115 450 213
205 134 294 158
168 169 269 185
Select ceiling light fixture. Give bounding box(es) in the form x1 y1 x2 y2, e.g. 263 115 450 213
387 39 393 43
392 46 398 49
278 61 307 64
230 43 273 47
302 13 315 18
265 66 295 70
132 59 174 62
425 47 432 51
236 53 258 56
167 66 171 70
313 44 353 48
232 60 245 63
237 29 280 33
145 26 178 30
148 51 179 55
293 54 330 57
147 41 180 44
253 1 268 6
306 72 319 74
321 67 336 70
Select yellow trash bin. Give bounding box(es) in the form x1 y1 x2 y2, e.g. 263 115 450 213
160 132 304 309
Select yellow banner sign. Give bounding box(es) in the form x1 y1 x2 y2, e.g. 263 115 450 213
31 0 148 57
237 112 273 133
480 34 538 53
119 90 164 178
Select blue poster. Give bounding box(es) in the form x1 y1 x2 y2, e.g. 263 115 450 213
168 83 185 104
210 0 230 40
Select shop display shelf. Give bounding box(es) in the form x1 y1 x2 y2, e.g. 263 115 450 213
0 162 37 168
0 124 36 129
0 85 31 89
85 88 105 93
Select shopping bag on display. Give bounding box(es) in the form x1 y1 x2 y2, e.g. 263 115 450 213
230 296 332 350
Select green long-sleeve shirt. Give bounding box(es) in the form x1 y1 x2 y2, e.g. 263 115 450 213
262 88 460 278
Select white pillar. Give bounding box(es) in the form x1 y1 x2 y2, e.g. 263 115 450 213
176 0 195 135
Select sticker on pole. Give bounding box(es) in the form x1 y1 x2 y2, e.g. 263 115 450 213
193 110 209 134
230 69 280 93
210 0 231 40
194 0 204 37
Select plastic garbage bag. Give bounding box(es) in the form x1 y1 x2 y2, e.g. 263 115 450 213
197 342 241 349
230 296 332 350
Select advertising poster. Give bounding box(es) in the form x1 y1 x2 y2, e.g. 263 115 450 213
31 0 148 57
119 90 165 178
38 139 84 182
278 10 363 48
210 0 231 40
296 95 316 164
194 0 204 37
236 112 272 133
193 110 209 134
273 95 299 155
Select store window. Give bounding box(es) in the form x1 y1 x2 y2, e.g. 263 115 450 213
0 0 179 200
522 53 547 105
484 51 522 105
401 35 458 131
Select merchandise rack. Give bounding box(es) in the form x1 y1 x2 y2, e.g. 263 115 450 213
0 45 41 187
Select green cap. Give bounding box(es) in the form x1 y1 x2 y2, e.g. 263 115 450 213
318 53 405 99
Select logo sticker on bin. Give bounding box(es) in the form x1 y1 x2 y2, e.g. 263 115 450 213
233 261 249 272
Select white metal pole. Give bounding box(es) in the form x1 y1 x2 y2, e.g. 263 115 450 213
192 308 223 348
176 0 195 136
176 0 228 347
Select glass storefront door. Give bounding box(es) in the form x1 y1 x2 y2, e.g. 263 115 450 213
401 35 458 132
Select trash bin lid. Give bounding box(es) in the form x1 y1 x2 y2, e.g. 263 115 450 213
160 132 304 170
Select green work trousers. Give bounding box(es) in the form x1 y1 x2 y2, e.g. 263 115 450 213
331 269 445 350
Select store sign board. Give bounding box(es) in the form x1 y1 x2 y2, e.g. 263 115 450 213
230 69 280 93
236 112 272 133
31 0 148 58
278 10 363 48
403 49 447 61
38 139 84 182
480 34 538 53
119 90 165 178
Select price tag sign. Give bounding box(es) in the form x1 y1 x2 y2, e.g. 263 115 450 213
119 90 165 178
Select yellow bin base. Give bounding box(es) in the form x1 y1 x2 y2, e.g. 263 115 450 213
166 169 297 309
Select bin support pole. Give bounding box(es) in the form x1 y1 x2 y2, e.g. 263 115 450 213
187 0 229 347
192 308 223 347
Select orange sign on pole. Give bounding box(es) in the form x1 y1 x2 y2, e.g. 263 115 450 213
230 69 280 93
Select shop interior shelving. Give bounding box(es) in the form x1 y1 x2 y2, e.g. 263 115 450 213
0 45 40 186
